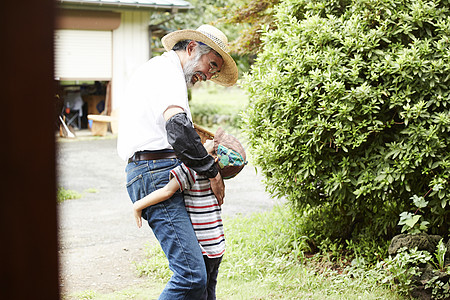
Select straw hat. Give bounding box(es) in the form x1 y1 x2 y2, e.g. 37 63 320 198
161 24 238 87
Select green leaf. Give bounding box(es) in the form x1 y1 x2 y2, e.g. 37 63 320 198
411 195 428 208
433 183 443 191
405 184 411 192
375 174 386 182
405 215 421 228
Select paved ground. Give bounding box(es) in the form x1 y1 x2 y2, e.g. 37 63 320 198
57 131 282 297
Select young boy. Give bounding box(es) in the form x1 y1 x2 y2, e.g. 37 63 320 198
133 127 246 300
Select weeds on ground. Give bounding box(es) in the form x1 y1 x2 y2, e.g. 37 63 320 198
57 187 82 203
64 283 165 300
135 242 171 281
66 290 96 299
71 285 164 300
57 187 98 203
135 205 405 299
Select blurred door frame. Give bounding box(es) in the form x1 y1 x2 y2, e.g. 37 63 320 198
1 1 59 299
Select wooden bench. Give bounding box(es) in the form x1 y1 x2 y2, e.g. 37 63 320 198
87 114 118 136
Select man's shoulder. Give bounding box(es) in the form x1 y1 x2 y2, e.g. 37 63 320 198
139 51 182 81
148 51 178 66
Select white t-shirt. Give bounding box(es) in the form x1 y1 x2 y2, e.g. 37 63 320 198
117 51 192 161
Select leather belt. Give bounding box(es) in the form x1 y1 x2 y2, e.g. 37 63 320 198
128 151 177 163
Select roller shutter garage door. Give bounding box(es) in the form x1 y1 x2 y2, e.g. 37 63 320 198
54 29 112 80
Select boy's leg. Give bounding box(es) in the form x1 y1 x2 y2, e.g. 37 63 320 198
126 159 207 299
201 256 223 300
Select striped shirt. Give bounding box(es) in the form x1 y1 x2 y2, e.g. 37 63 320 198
170 163 225 258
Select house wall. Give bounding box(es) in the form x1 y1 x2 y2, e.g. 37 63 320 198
55 8 152 113
111 10 151 112
56 9 121 30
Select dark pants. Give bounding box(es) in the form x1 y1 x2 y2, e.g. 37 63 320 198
200 255 223 300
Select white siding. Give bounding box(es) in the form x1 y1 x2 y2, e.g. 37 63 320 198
111 10 151 111
54 29 112 80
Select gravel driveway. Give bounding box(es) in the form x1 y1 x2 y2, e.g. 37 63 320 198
57 133 281 297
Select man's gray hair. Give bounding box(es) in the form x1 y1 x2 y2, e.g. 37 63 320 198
172 40 213 56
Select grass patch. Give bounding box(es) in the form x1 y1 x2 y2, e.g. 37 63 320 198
57 187 98 203
70 284 165 300
63 283 165 300
132 205 406 299
57 187 82 203
135 242 171 281
67 290 96 299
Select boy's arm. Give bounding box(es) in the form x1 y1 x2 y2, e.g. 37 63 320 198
133 178 180 228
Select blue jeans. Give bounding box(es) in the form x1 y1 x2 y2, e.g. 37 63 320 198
126 159 207 299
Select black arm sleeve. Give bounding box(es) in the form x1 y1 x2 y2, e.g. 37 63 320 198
166 112 219 178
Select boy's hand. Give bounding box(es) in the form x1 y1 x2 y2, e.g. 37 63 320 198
210 172 224 206
133 207 143 228
210 157 224 206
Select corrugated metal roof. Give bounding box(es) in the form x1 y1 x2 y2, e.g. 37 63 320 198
58 0 192 10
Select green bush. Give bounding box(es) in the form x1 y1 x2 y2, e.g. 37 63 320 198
242 0 450 245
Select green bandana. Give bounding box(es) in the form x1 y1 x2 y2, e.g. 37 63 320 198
217 144 246 179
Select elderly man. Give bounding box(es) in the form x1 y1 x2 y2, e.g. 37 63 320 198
117 25 238 299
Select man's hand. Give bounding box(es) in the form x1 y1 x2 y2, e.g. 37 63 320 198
210 172 225 206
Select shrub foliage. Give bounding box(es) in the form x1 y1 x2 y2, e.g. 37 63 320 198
242 0 450 243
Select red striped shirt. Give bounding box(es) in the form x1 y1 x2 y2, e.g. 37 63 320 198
170 164 225 258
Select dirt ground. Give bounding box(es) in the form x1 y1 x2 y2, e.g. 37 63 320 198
57 132 282 297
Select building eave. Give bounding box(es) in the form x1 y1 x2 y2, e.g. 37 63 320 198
58 0 193 12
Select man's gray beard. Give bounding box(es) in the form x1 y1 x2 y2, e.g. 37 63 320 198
183 53 202 88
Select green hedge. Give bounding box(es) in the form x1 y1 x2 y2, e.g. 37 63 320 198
242 0 449 244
